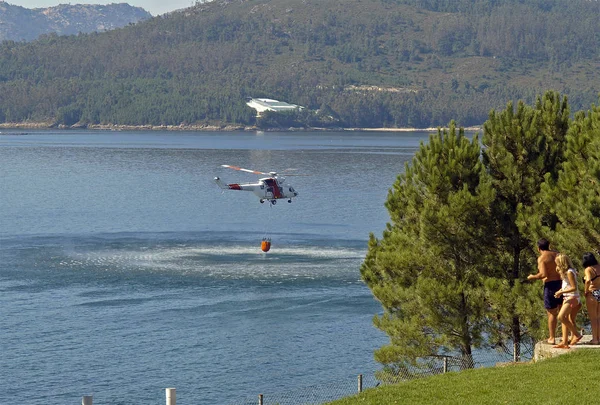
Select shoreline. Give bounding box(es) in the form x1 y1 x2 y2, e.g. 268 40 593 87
0 122 482 132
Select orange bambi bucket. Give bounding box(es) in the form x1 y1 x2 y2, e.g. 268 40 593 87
261 238 271 252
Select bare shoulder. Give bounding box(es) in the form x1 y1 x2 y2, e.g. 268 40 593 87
587 265 600 274
540 250 557 262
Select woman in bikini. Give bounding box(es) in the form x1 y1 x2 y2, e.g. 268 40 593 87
583 252 600 345
553 254 582 348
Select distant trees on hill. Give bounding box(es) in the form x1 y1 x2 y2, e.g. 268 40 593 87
0 0 598 128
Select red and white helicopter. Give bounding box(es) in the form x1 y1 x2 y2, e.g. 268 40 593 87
214 165 299 205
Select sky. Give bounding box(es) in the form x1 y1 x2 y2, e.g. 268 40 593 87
3 1 198 16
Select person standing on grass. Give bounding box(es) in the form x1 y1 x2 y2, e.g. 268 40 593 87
552 254 582 348
583 252 600 345
528 238 562 344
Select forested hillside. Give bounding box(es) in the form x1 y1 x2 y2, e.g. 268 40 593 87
0 0 599 128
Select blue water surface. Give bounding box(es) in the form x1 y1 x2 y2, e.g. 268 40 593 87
0 129 427 404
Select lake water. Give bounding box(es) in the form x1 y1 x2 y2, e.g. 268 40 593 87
0 129 431 405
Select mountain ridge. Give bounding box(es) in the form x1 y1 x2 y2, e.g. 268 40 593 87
0 2 151 41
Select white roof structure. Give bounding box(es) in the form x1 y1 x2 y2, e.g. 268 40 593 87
246 98 303 117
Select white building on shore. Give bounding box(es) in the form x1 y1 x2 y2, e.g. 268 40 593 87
246 98 303 117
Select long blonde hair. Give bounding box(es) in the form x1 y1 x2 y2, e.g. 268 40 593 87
555 254 575 279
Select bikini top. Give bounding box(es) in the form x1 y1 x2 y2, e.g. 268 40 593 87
586 267 599 283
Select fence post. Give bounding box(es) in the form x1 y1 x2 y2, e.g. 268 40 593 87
82 396 93 405
358 374 363 393
258 393 264 405
443 357 448 373
166 388 176 405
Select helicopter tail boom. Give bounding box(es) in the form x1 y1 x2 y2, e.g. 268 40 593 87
214 177 242 190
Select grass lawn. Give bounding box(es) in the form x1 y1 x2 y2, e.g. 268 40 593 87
326 350 600 404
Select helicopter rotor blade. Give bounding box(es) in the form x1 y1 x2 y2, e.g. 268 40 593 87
221 165 268 175
279 168 310 177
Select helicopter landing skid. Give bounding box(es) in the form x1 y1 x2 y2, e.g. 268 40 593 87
260 199 283 205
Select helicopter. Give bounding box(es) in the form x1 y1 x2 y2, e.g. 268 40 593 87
214 165 299 205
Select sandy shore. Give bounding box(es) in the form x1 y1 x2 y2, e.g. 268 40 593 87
0 122 251 131
344 126 482 132
0 122 482 132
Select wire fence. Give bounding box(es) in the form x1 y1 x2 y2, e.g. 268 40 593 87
227 341 536 405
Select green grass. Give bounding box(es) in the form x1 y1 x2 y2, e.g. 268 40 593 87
327 350 600 405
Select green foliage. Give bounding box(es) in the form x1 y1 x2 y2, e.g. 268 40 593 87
483 91 569 251
481 90 570 349
363 91 599 371
256 108 341 129
539 100 600 257
0 0 599 127
361 122 496 367
56 104 82 126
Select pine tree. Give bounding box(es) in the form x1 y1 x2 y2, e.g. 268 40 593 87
481 90 570 359
361 122 495 371
539 101 600 258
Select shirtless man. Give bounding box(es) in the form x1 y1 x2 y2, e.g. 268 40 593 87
527 238 562 344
